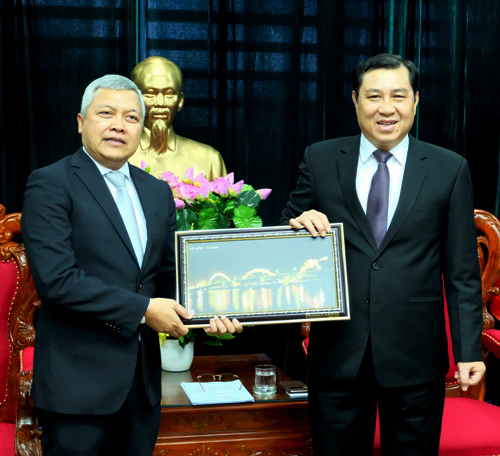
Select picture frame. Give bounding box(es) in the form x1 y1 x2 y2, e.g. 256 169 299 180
175 224 350 327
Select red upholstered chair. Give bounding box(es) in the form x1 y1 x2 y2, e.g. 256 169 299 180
484 276 500 359
301 209 500 455
0 205 42 455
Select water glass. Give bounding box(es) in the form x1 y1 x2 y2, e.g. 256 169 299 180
254 364 277 395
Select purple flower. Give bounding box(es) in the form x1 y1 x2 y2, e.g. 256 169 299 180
183 166 195 182
193 173 212 197
212 177 230 196
153 168 271 224
161 171 179 188
198 179 212 199
177 182 201 200
229 180 244 195
193 172 206 183
174 198 185 210
257 188 272 200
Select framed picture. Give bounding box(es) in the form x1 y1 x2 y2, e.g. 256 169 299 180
175 224 350 327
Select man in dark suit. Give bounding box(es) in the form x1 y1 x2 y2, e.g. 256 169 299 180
280 54 485 455
21 74 241 456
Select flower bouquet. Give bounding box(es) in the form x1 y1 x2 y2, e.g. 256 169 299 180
147 165 272 231
141 163 272 348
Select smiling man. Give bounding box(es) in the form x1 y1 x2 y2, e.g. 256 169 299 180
280 54 484 455
352 65 419 151
21 75 241 456
129 56 227 180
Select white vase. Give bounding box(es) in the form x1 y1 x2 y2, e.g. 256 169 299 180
160 339 194 372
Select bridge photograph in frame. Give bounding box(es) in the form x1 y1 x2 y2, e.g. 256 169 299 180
175 225 350 327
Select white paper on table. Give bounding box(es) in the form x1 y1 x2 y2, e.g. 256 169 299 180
181 380 255 405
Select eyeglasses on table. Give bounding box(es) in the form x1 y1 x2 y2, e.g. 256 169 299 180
197 373 242 391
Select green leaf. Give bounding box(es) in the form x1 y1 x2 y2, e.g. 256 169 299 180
198 207 221 230
209 193 222 203
205 193 223 210
233 205 262 228
241 184 255 192
178 335 188 349
201 338 224 346
201 332 236 346
176 208 198 231
218 214 231 229
222 199 236 218
178 329 195 349
235 190 261 209
214 333 236 340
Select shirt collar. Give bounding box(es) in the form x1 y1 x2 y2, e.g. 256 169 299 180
359 134 409 166
82 147 131 178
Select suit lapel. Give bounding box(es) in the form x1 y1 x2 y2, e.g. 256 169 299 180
377 136 429 252
338 136 379 250
71 148 139 266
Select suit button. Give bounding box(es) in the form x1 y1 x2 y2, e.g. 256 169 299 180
366 298 370 305
372 262 380 270
138 283 143 289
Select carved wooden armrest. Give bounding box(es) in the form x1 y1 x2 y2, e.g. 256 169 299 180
16 370 42 456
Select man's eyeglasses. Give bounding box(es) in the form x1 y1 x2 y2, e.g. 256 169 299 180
197 373 242 391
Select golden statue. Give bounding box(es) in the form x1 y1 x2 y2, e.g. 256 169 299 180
129 56 227 180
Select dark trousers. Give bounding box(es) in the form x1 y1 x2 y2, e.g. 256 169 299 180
38 349 161 456
308 343 445 456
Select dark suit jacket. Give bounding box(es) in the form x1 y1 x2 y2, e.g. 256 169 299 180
280 135 482 388
21 147 177 414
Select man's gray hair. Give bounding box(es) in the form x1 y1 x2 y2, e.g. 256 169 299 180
80 74 146 120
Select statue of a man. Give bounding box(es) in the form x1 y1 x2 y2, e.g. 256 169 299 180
129 56 227 180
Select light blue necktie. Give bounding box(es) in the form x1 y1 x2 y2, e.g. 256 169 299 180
105 171 144 266
366 150 392 248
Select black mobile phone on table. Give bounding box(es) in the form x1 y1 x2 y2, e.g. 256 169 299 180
279 380 308 393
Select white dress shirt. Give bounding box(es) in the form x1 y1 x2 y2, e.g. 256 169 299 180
83 148 148 253
355 134 409 229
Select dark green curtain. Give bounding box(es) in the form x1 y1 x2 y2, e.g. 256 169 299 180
1 0 138 213
1 0 500 382
2 0 499 218
140 0 500 225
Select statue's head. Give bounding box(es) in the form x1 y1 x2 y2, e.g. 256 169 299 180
131 56 185 131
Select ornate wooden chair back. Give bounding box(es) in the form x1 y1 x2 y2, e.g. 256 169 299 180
0 204 42 455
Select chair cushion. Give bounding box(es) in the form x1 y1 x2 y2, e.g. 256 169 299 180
373 398 500 455
489 278 500 321
439 398 500 455
0 422 15 455
21 346 34 372
483 329 500 359
490 295 500 321
0 259 19 406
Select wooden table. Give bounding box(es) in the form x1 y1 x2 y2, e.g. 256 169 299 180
154 354 312 456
